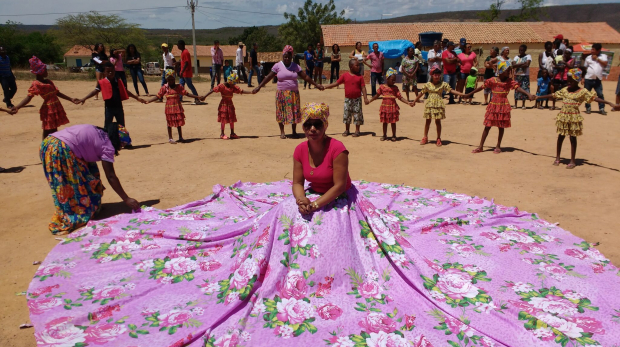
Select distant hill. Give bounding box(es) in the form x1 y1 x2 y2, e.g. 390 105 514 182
365 3 620 32
10 3 620 45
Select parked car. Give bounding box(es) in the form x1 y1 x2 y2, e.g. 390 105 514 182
46 64 60 71
145 62 161 76
80 63 95 72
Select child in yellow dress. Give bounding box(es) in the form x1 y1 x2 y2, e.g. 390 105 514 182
536 68 619 169
413 64 467 147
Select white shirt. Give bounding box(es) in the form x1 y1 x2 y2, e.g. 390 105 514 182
162 52 175 68
513 54 532 76
236 47 244 66
584 54 607 80
427 48 443 69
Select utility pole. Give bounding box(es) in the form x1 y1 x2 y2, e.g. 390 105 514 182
187 0 199 76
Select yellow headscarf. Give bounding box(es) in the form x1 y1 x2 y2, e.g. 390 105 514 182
386 67 397 79
165 69 175 79
301 102 329 127
227 71 239 84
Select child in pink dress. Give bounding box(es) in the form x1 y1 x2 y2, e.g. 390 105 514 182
11 56 81 139
203 71 249 139
367 68 414 142
145 69 202 144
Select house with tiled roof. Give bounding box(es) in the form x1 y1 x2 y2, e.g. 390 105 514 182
171 45 246 74
320 22 620 79
63 45 95 68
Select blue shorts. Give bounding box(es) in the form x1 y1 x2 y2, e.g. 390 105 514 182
315 62 324 68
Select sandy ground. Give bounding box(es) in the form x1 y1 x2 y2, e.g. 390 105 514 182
1 79 619 345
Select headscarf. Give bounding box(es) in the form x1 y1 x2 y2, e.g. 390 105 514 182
386 67 397 79
283 45 294 55
567 68 582 82
107 122 132 152
227 71 239 84
497 60 511 75
301 102 329 127
29 56 46 75
430 63 441 74
165 69 175 79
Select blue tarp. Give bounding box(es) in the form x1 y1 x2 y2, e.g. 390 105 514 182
368 40 414 59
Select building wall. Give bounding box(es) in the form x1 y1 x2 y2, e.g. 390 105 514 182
195 55 239 74
64 56 92 67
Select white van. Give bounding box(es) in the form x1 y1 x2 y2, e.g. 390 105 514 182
145 62 161 75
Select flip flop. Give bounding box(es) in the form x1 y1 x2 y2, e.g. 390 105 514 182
493 148 502 154
168 139 177 144
471 148 483 154
566 163 576 169
420 137 428 145
380 136 387 141
352 132 360 138
391 137 397 142
342 132 350 137
553 159 560 166
280 134 287 139
436 138 442 147
220 135 229 140
230 134 240 139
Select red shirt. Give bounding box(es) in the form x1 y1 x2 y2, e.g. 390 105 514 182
181 49 193 78
337 72 365 99
293 138 352 194
442 50 458 74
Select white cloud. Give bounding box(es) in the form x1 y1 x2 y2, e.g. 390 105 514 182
276 4 288 13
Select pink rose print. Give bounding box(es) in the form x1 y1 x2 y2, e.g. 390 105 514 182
317 303 343 320
141 243 160 250
423 258 445 273
501 230 535 243
159 309 193 327
35 264 65 277
93 226 112 236
167 245 198 259
535 313 583 338
163 257 199 276
564 248 588 260
309 245 320 259
200 260 222 272
122 230 142 242
184 231 206 241
290 223 312 248
358 312 396 333
443 315 464 334
84 323 127 344
276 270 308 299
35 321 86 347
509 300 539 314
28 297 64 314
451 244 476 257
230 258 258 290
358 280 382 299
366 331 408 347
273 325 294 339
529 295 578 316
405 314 416 329
591 263 605 273
257 226 270 247
538 264 567 279
441 224 464 236
436 269 479 300
89 304 121 322
413 335 434 347
499 244 511 252
568 316 605 334
276 297 314 324
479 336 497 346
29 284 60 298
315 276 334 297
480 232 500 241
532 327 555 341
214 330 240 347
105 240 140 255
421 225 433 234
517 243 547 254
92 286 125 300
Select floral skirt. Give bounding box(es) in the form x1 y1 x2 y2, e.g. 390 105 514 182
379 100 400 123
514 75 530 101
556 109 584 136
423 107 445 120
484 99 512 128
217 100 237 124
27 180 620 346
166 113 186 128
40 136 104 234
275 90 301 124
40 101 70 130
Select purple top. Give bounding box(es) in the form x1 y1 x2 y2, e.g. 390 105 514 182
52 124 115 163
272 61 301 92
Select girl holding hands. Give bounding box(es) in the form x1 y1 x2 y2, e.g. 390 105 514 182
202 71 249 139
367 68 414 142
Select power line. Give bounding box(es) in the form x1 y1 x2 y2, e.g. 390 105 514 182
197 5 283 16
195 9 228 27
196 8 254 26
0 6 183 17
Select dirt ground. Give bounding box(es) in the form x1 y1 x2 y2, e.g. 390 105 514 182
1 79 619 346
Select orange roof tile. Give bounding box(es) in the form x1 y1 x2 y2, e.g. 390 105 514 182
170 45 245 57
321 22 620 47
63 45 94 57
528 22 620 44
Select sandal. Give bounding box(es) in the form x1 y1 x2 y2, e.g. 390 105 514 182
566 163 576 169
280 134 287 139
391 136 397 142
493 148 502 154
420 137 428 145
471 148 483 154
380 136 387 141
352 132 360 138
168 139 177 144
553 159 560 166
436 138 442 147
220 135 229 140
230 134 240 139
342 131 350 137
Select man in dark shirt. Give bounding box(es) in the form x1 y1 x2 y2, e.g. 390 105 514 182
80 63 145 130
0 46 17 108
247 43 262 87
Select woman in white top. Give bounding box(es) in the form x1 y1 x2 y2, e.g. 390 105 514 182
349 42 366 75
161 43 176 86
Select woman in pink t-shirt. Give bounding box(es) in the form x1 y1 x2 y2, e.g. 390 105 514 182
457 44 477 103
293 103 351 214
40 123 140 234
109 47 127 87
253 45 324 139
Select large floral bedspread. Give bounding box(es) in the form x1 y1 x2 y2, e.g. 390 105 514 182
27 180 620 347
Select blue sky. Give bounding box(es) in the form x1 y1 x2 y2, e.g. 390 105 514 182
0 0 617 29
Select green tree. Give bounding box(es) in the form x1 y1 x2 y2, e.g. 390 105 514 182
505 0 544 22
0 21 62 65
54 12 147 51
478 0 504 22
228 26 282 52
279 0 350 53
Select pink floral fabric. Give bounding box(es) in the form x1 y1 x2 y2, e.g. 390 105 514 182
27 181 620 346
